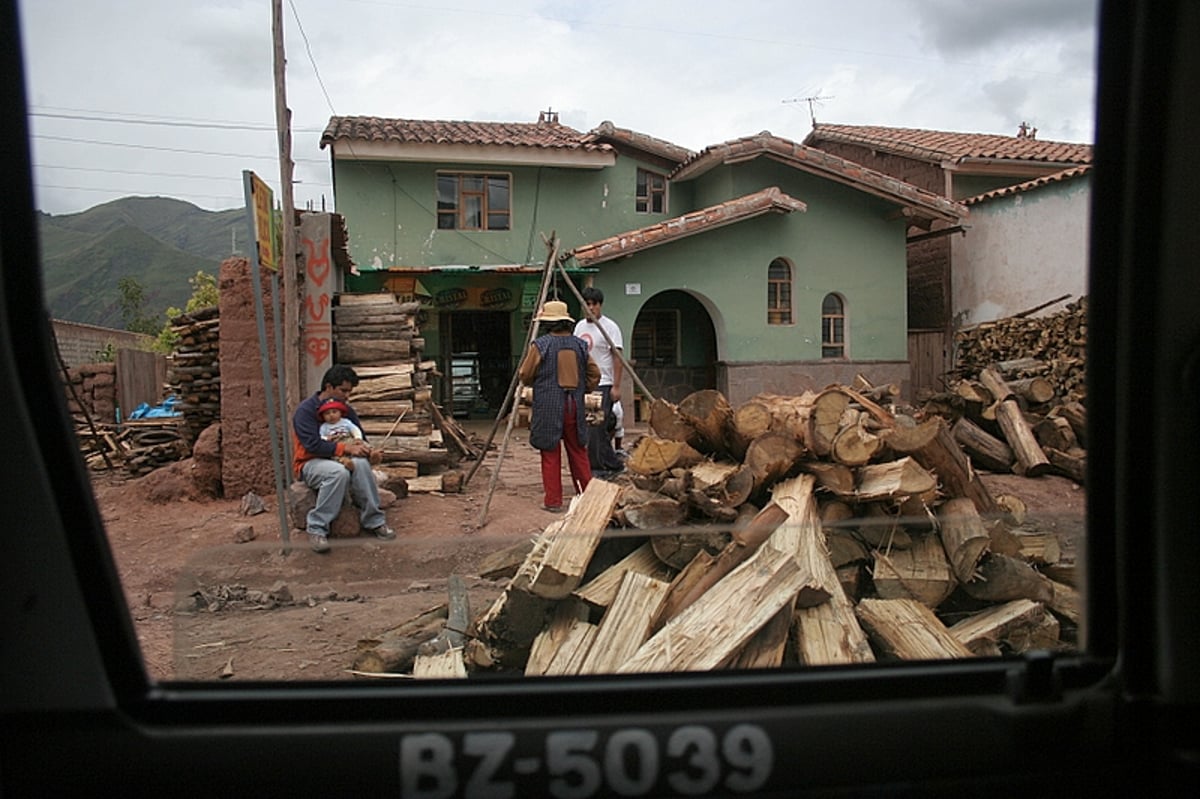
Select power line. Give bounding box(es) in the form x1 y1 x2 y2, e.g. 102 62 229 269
29 105 327 133
288 0 338 116
34 162 330 186
34 183 245 204
31 133 327 164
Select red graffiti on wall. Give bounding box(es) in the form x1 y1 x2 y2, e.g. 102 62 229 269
303 236 331 287
303 293 331 322
305 335 332 367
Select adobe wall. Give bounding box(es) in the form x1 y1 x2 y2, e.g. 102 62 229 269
63 362 117 425
52 319 153 369
218 256 286 498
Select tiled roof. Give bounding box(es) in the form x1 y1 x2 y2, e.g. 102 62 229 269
803 123 1092 165
671 132 963 224
320 116 613 153
568 187 806 267
582 121 695 166
963 165 1093 206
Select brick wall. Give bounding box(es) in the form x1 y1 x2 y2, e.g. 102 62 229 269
52 319 153 369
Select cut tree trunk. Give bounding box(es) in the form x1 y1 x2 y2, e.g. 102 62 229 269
573 543 675 608
952 417 1016 473
884 416 1001 516
871 533 957 607
743 432 805 497
853 457 937 502
962 552 1055 603
677 389 734 457
627 436 704 475
979 366 1052 477
649 398 701 448
948 599 1046 656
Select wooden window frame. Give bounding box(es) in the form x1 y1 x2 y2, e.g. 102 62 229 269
822 293 846 359
768 259 793 325
635 168 667 214
631 309 679 367
437 172 511 231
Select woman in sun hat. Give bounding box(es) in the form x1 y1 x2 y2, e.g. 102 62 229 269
517 299 601 512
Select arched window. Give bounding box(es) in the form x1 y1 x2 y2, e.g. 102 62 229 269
767 259 792 325
822 293 846 358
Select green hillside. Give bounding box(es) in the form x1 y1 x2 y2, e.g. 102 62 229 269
38 197 244 327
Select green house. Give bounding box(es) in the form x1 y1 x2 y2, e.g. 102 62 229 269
320 113 963 418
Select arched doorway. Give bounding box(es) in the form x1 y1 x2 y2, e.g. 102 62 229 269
629 290 718 415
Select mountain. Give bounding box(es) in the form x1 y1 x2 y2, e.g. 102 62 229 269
39 196 245 328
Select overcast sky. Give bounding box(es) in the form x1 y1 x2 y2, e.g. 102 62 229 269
18 0 1099 216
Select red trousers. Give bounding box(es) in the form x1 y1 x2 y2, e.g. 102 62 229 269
539 395 592 508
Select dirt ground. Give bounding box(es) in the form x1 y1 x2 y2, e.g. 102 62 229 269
93 419 1087 683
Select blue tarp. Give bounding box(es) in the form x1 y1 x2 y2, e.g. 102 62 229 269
127 395 182 419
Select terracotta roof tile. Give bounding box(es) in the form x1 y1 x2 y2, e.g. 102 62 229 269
672 132 963 224
569 187 806 266
962 165 1092 205
803 123 1092 165
582 121 695 166
320 116 612 153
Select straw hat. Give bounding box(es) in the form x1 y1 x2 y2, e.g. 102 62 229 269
535 300 574 323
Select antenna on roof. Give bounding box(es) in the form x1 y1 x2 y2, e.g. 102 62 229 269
538 107 559 124
783 90 834 127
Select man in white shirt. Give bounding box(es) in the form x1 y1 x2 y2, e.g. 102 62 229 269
574 286 626 475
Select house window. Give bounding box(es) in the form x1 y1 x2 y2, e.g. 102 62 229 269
822 293 846 358
437 173 510 231
632 309 678 366
636 168 667 213
768 258 792 325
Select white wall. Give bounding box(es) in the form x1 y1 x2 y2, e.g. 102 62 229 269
951 175 1090 326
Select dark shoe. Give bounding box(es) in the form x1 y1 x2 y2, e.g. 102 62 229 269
309 533 330 553
365 524 396 541
542 505 563 513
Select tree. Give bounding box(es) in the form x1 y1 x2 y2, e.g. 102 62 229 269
153 270 219 353
117 276 163 335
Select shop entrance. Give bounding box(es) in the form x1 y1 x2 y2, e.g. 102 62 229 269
443 310 512 418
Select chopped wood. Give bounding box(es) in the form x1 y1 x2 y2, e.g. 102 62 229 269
412 648 468 679
576 571 671 675
526 479 623 599
1006 610 1062 653
474 538 536 581
797 460 856 495
952 417 1016 473
648 397 701 447
353 603 448 674
1046 579 1081 626
884 417 1001 515
855 598 976 660
1046 447 1086 483
826 529 870 567
623 496 688 531
677 389 734 457
980 366 1052 477
805 388 852 456
1033 416 1078 452
948 599 1045 655
618 546 817 673
1008 376 1056 405
853 457 936 502
829 420 883 466
936 497 992 583
573 542 675 608
627 436 704 475
743 432 805 497
525 600 590 677
650 526 728 570
540 620 599 676
871 533 957 607
1050 401 1087 447
962 553 1055 604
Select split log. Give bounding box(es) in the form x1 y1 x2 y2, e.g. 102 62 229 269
853 457 937 502
525 600 590 676
412 649 467 679
627 436 704 475
936 497 992 584
871 533 957 607
618 546 818 673
689 461 754 510
576 571 671 675
677 389 734 457
962 553 1055 604
474 538 537 581
353 603 448 674
1006 610 1062 653
798 461 856 495
829 420 883 466
854 504 914 551
649 502 790 632
1050 401 1088 447
855 598 975 660
948 599 1046 656
885 416 1000 516
651 526 729 570
952 417 1016 473
826 530 870 567
526 479 623 599
337 339 415 363
1046 579 1081 626
803 388 852 456
573 542 674 608
1033 416 1078 452
623 496 688 532
540 622 599 676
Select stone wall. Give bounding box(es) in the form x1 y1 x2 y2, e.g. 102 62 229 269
63 362 118 425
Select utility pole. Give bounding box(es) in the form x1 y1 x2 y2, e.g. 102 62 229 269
272 0 300 416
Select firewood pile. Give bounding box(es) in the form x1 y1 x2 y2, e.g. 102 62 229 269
927 297 1088 485
77 417 189 475
356 385 1080 679
165 305 220 444
334 293 478 493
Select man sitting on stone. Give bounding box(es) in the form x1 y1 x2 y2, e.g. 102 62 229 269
291 364 395 553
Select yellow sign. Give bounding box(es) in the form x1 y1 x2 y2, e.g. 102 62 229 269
249 172 276 269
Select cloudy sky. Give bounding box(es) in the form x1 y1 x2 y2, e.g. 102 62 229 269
18 0 1099 216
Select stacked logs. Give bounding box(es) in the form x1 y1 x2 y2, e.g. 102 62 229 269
362 385 1080 679
165 305 221 444
119 419 190 476
952 296 1087 403
334 293 476 493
